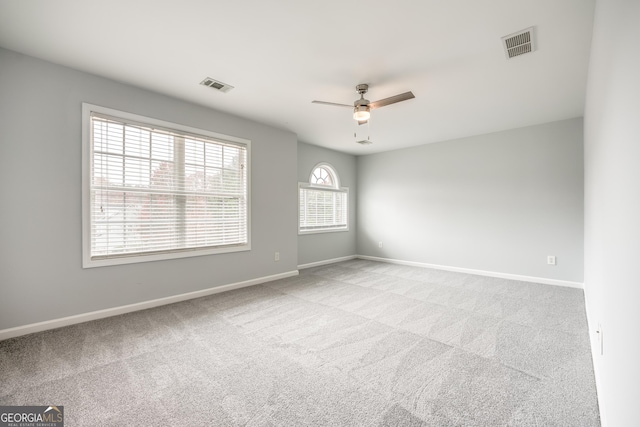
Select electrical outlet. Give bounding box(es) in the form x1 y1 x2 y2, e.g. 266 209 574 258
547 255 556 265
378 242 383 248
274 252 280 262
596 323 603 355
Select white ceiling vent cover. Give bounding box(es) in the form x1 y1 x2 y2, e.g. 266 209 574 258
200 77 234 93
502 27 536 59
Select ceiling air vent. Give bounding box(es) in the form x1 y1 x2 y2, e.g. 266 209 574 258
200 77 234 93
501 27 536 59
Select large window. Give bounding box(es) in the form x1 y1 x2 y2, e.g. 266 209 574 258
299 163 348 234
82 104 250 267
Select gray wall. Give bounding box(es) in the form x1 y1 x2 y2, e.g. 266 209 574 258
0 48 298 330
357 118 584 282
584 0 640 425
297 142 357 266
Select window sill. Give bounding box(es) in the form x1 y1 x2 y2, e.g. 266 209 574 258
298 228 349 235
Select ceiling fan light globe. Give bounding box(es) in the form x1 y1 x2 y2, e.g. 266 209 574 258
353 106 370 121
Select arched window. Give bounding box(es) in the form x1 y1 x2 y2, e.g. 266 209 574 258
310 165 336 187
299 163 348 233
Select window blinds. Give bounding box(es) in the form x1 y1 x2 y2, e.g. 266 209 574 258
90 113 248 260
299 187 348 232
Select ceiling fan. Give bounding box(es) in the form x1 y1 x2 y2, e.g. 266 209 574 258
312 84 415 125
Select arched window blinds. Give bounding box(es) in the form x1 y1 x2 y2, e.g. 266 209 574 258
299 163 348 233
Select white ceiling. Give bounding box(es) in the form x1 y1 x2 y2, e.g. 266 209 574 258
0 0 595 155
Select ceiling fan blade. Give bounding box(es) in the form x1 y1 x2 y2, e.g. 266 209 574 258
369 91 415 110
357 120 368 126
312 100 353 108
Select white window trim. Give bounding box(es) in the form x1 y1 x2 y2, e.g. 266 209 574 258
309 162 340 188
298 162 349 235
82 103 251 268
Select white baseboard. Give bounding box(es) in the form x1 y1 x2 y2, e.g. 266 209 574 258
356 255 583 289
582 292 607 427
298 255 357 270
0 270 299 341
